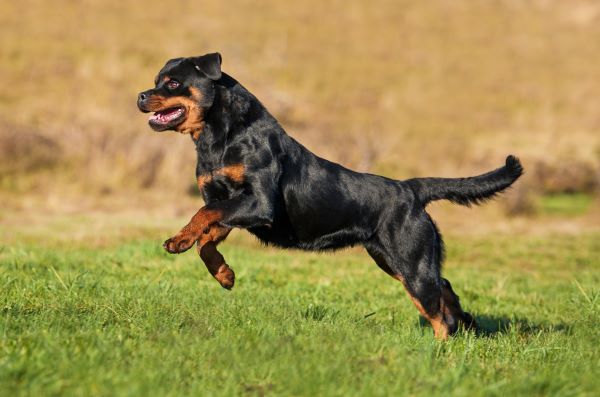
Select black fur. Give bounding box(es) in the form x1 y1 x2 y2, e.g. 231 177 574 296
137 53 523 338
407 155 523 206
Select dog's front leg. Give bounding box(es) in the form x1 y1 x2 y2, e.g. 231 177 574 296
163 207 224 254
196 224 235 289
163 193 274 254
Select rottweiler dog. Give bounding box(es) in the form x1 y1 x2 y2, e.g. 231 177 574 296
137 52 523 339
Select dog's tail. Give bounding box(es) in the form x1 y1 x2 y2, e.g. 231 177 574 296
406 155 523 206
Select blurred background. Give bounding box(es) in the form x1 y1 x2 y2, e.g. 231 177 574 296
1 0 599 239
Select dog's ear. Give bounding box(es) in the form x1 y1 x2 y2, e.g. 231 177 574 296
189 53 222 81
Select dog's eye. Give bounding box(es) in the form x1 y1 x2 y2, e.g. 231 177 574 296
167 80 180 90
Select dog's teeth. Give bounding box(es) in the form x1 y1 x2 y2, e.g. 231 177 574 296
149 108 183 124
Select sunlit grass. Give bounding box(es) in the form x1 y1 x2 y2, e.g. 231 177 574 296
1 224 598 396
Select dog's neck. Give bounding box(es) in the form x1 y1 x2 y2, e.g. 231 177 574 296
193 73 279 170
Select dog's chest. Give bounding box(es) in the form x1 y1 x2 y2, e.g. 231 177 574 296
196 163 245 201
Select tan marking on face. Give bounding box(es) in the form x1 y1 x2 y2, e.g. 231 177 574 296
191 129 202 141
144 94 194 112
144 86 205 137
175 87 205 137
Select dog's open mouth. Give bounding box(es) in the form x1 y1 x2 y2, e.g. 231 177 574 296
149 107 186 131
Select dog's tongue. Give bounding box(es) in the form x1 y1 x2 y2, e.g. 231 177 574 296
150 107 184 124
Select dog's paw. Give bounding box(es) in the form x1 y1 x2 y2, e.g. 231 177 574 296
163 234 196 254
215 264 235 290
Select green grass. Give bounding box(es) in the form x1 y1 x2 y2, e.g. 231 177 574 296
1 232 599 396
537 193 594 217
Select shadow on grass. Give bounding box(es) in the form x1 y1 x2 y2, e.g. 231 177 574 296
475 315 571 336
418 315 570 337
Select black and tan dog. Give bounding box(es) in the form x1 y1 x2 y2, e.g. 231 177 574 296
137 52 523 339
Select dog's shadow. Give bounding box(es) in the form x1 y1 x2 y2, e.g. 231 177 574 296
418 314 570 337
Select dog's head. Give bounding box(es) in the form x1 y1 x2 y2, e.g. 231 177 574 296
137 52 222 135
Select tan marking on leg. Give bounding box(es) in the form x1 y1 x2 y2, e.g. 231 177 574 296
367 251 450 339
393 274 449 340
199 223 231 245
198 242 235 289
183 208 221 234
392 274 405 283
196 225 234 289
164 208 223 253
408 293 448 340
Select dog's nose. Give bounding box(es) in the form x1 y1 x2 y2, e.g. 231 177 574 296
137 91 150 112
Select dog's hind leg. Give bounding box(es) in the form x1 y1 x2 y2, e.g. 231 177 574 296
196 225 235 289
366 214 471 339
367 245 453 339
440 278 478 331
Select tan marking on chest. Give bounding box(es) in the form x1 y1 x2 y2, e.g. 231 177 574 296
197 164 246 190
218 164 245 183
197 174 212 190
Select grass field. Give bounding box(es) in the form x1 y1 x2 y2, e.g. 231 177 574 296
1 217 598 396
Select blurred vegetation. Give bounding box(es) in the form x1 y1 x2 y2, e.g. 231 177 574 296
537 193 593 216
0 0 599 218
